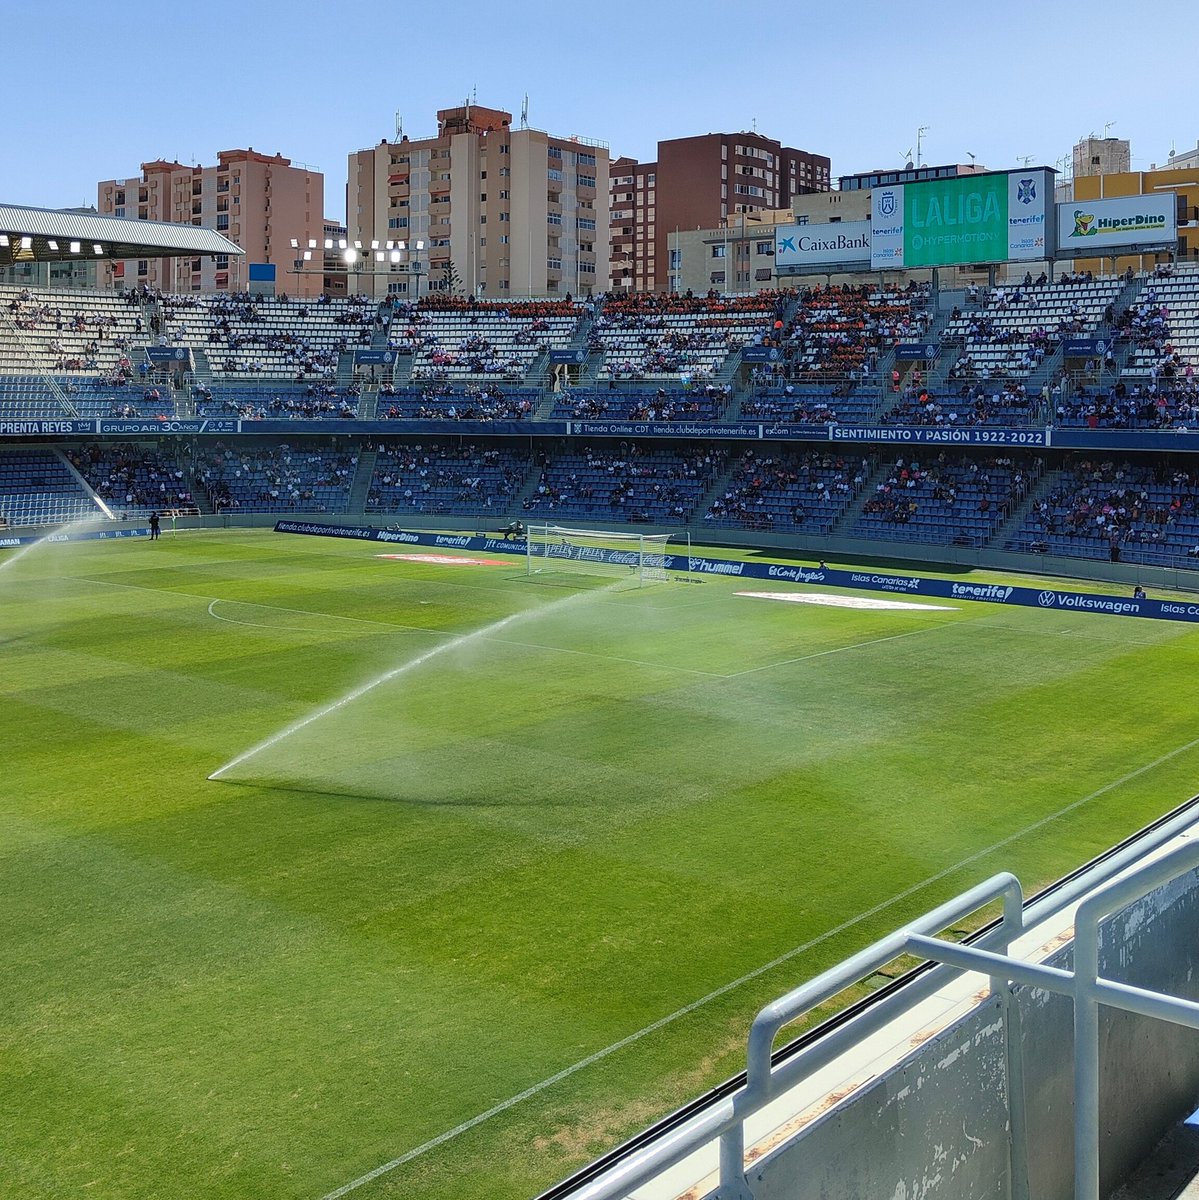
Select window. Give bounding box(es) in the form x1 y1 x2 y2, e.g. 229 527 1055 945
499 212 509 222
500 234 509 244
388 216 408 229
480 193 487 202
710 271 725 284
548 146 562 159
216 255 229 269
480 215 486 224
547 213 562 225
575 152 596 167
137 259 148 275
480 238 486 247
499 144 509 154
711 245 726 258
576 175 596 188
579 261 595 273
114 207 125 218
756 241 774 255
499 190 509 200
216 214 229 230
576 217 595 230
547 257 562 270
755 268 773 281
547 168 563 182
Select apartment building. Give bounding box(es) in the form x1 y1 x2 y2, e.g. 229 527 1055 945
97 149 324 296
348 104 609 300
609 131 830 294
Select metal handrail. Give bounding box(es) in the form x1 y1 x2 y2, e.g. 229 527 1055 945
567 819 1199 1200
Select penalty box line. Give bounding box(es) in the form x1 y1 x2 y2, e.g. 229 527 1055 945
318 731 1199 1199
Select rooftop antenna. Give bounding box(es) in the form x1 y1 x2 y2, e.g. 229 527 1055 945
1104 120 1116 138
751 116 757 134
1017 154 1035 168
521 94 529 130
395 111 403 141
916 125 930 168
902 148 914 170
967 151 976 169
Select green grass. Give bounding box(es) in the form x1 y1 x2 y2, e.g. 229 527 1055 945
3 528 1199 1199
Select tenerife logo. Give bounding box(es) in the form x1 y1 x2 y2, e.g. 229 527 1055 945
1037 590 1057 607
878 191 897 218
1072 210 1097 237
778 236 796 253
1017 178 1036 205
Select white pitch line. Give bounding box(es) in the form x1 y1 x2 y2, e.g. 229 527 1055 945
317 730 1199 1199
485 636 726 678
724 623 950 679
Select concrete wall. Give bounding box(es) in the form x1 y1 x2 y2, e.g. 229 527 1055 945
745 869 1199 1200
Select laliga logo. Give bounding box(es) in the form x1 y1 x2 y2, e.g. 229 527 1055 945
1037 590 1057 607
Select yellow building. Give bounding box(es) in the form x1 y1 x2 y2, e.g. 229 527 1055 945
1071 168 1199 273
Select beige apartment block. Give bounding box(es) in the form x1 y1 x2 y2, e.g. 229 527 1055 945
97 149 324 297
348 104 609 301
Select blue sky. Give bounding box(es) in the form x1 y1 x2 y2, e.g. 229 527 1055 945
6 0 1193 221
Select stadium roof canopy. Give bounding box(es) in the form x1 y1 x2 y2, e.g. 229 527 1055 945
0 204 243 267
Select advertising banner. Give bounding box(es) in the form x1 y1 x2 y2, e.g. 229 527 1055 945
273 521 1199 624
354 350 397 365
894 343 941 361
871 170 1051 269
830 425 1049 447
549 349 587 364
1057 193 1177 253
741 346 782 363
775 221 872 269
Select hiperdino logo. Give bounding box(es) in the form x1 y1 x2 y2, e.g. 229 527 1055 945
1070 208 1167 237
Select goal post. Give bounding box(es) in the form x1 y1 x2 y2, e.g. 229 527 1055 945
525 524 679 586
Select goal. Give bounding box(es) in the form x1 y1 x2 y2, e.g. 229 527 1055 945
525 524 676 586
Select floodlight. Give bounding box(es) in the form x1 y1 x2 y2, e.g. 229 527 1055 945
0 235 8 246
47 240 58 250
415 239 426 251
20 236 32 249
344 248 358 263
290 238 299 248
338 238 347 250
370 240 380 250
385 241 394 251
353 240 362 250
324 238 333 250
303 250 312 261
69 241 80 253
375 251 385 262
397 240 406 251
93 244 103 255
389 250 401 263
308 239 317 249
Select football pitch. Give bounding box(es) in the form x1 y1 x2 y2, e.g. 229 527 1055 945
4 527 1199 1200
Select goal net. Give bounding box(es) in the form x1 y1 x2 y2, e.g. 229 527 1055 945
526 524 673 586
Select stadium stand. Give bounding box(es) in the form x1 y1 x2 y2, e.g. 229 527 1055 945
65 442 194 515
850 453 1039 546
0 447 102 525
377 384 536 421
589 291 782 383
161 293 376 380
524 443 727 524
1007 457 1199 567
705 449 874 534
193 441 358 513
394 296 580 384
366 441 530 516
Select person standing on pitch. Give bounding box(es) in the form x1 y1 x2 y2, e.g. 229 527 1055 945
148 511 161 541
